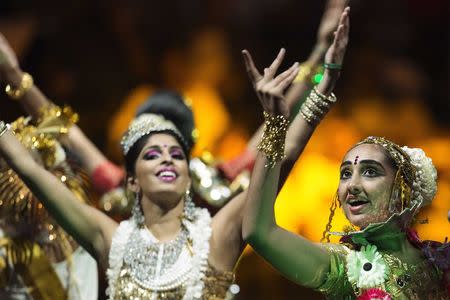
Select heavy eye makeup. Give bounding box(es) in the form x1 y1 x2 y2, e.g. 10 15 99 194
340 167 352 180
339 160 385 179
142 146 186 160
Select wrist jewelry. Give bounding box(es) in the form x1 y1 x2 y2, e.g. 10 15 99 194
5 72 34 100
0 121 10 138
299 86 337 125
257 111 289 168
323 63 342 70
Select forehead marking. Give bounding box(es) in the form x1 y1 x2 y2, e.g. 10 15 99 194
354 155 359 165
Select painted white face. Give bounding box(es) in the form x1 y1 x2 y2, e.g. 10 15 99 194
130 133 190 210
338 144 397 229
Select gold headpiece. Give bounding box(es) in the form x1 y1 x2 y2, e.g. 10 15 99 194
121 113 187 155
357 136 416 185
357 136 437 211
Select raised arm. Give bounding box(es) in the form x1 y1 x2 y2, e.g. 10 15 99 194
0 33 123 193
244 0 348 154
208 51 300 271
242 8 350 288
0 124 117 267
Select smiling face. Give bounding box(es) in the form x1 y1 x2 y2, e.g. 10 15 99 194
129 133 190 210
338 143 398 229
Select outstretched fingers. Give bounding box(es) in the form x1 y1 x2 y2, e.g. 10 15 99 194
242 49 262 84
271 62 299 90
264 48 286 78
334 8 350 48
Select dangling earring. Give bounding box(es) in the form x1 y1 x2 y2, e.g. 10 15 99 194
182 188 195 222
321 191 339 243
389 169 403 214
131 190 145 227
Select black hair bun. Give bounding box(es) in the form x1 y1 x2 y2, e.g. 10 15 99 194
135 90 195 152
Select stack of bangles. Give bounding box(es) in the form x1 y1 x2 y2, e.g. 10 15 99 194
5 72 34 100
299 86 337 125
0 121 10 137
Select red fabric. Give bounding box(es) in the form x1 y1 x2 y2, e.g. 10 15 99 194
91 161 125 193
217 149 256 181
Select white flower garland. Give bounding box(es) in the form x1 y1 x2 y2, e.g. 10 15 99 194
106 220 134 299
346 245 388 289
401 146 437 210
183 208 212 299
106 207 212 300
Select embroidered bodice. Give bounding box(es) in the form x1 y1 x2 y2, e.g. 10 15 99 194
106 208 234 300
317 243 446 299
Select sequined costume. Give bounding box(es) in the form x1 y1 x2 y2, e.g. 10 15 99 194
0 105 98 300
316 209 448 300
107 207 234 300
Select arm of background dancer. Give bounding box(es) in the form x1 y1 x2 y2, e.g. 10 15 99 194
62 126 125 193
0 33 123 192
0 33 50 121
279 6 350 191
285 0 348 109
0 129 117 264
245 0 348 152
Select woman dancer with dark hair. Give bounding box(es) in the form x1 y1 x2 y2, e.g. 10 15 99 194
242 7 448 299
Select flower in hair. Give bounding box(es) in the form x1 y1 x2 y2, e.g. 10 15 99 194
346 244 388 289
401 147 437 208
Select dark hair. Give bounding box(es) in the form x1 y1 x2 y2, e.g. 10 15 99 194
125 90 195 175
135 90 195 151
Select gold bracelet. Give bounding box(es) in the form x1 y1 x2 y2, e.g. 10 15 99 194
5 72 34 100
257 111 289 168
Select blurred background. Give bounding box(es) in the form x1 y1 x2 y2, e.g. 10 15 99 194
0 0 448 299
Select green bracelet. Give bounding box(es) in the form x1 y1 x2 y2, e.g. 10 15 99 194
323 63 342 70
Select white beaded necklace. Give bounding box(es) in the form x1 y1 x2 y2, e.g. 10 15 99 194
106 206 212 300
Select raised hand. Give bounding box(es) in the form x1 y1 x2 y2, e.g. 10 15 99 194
242 48 299 118
317 6 350 96
324 7 350 72
0 33 19 78
317 0 349 48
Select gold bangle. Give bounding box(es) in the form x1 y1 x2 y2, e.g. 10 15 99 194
299 87 337 125
5 72 34 100
257 112 289 168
